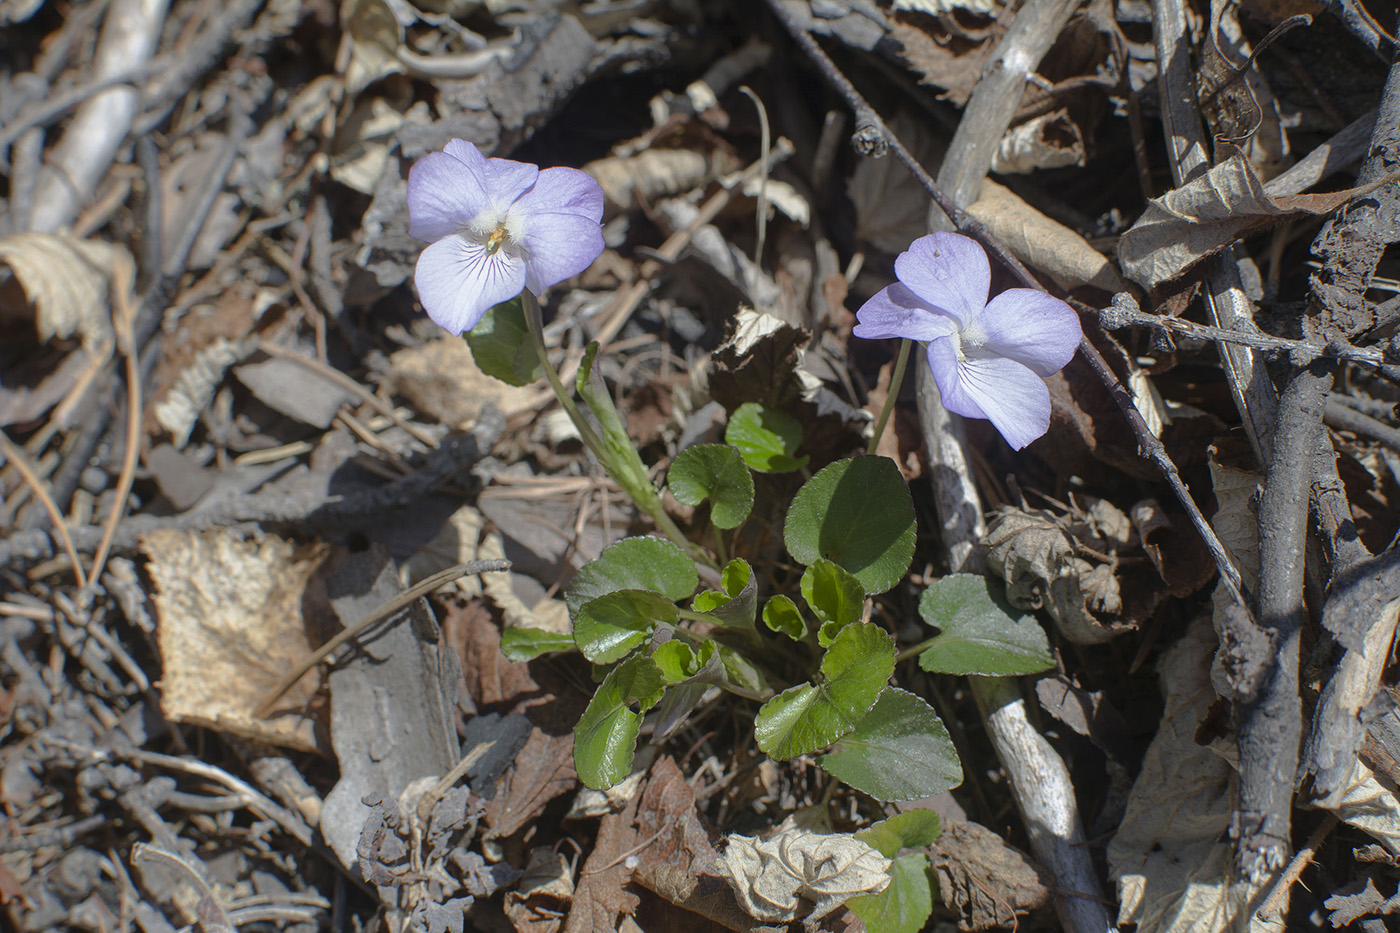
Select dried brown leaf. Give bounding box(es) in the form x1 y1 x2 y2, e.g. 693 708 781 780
1117 154 1390 289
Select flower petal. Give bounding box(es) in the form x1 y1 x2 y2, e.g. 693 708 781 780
414 235 526 335
978 289 1082 376
519 211 605 294
407 142 491 242
514 166 604 221
894 232 990 326
853 283 960 341
482 156 539 215
925 339 1052 450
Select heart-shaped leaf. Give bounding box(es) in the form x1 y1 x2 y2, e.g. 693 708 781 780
574 656 666 789
693 558 758 631
574 589 678 664
755 622 894 760
801 559 865 646
465 296 543 386
917 574 1053 676
566 536 698 619
784 457 915 595
725 402 808 473
499 625 576 661
817 688 962 801
669 444 755 529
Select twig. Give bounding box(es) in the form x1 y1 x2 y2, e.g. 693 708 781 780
0 430 87 588
1098 293 1389 366
1254 814 1339 921
253 560 510 717
1324 399 1400 451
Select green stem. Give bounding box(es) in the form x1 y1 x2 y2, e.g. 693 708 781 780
712 525 728 566
895 636 936 664
520 291 715 570
866 338 912 456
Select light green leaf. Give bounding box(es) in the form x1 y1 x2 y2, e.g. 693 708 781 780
650 639 698 683
669 444 755 529
718 643 768 695
574 590 678 664
817 688 962 802
574 656 666 789
692 558 757 631
499 625 576 661
848 853 934 933
725 402 808 473
784 457 916 595
565 536 698 619
855 811 943 858
464 296 543 386
917 574 1053 676
755 622 894 760
801 559 865 646
762 594 806 641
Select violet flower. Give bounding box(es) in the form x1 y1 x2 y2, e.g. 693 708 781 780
854 232 1081 450
406 139 605 335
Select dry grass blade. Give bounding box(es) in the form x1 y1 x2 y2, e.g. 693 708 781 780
0 429 87 588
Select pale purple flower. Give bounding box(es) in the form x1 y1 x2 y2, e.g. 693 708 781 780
406 139 605 335
854 232 1081 450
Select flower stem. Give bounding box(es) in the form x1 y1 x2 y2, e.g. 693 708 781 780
520 291 715 570
866 338 911 456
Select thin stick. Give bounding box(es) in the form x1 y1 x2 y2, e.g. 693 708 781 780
88 257 141 585
1255 813 1338 920
0 430 87 588
253 560 509 717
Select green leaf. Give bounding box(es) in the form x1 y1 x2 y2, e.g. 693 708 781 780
801 559 865 646
574 590 678 664
499 625 577 661
575 342 661 511
652 640 726 741
917 574 1054 676
755 622 894 760
724 402 809 473
565 536 699 619
692 558 758 631
762 594 807 641
783 457 916 595
464 296 543 386
717 643 767 694
848 853 934 933
669 444 754 529
574 656 666 789
650 639 699 683
855 811 942 858
817 688 962 802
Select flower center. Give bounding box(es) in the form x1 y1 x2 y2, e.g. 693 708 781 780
485 223 511 256
956 318 989 361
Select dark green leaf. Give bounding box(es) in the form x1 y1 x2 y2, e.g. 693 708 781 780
464 297 544 386
725 402 808 473
574 590 678 664
784 457 916 595
755 622 894 760
574 656 666 789
669 444 754 529
917 574 1053 676
817 688 963 801
565 536 698 619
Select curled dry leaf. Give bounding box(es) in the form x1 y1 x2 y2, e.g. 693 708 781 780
989 109 1086 174
0 232 127 346
983 505 1129 644
585 148 739 218
929 820 1052 930
718 827 891 922
1117 154 1393 289
895 0 999 13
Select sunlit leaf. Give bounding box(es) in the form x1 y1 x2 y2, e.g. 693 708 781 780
917 574 1053 676
565 536 698 619
669 444 754 529
817 688 962 801
574 589 678 664
725 401 808 473
574 656 666 789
